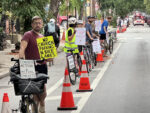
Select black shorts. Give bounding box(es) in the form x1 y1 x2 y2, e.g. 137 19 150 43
100 34 106 40
35 64 48 75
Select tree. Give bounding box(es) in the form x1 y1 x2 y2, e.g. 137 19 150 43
59 0 85 19
98 0 145 17
49 0 64 19
2 0 49 32
144 0 150 14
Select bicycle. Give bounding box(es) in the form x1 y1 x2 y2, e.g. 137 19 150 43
10 58 49 113
66 49 82 85
108 32 114 54
100 32 114 55
82 39 98 73
82 45 92 73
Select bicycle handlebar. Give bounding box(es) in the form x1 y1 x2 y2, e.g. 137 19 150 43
11 58 45 63
67 49 75 53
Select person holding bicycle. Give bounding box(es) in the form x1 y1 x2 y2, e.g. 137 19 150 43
64 17 80 76
99 16 112 56
85 16 94 43
19 16 52 113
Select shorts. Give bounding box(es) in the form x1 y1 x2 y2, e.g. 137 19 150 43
100 34 106 40
35 64 48 75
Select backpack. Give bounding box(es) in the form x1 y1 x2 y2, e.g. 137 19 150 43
47 22 55 33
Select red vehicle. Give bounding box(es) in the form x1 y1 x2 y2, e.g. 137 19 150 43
133 18 145 26
147 16 150 26
57 16 68 27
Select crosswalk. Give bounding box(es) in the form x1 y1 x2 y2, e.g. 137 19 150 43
127 25 150 33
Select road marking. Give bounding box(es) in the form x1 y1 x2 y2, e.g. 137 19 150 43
71 42 122 113
46 93 84 101
46 77 64 96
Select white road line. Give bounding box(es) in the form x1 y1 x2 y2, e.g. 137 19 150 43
46 77 64 96
46 93 84 101
71 42 122 113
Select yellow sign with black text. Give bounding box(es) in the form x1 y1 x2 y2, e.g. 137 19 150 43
37 36 57 59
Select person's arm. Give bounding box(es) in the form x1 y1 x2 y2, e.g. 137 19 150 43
86 31 93 40
104 26 108 34
44 25 48 36
103 21 109 34
86 24 93 40
19 40 28 59
68 29 75 41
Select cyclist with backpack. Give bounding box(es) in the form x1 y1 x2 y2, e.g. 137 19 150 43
44 18 60 48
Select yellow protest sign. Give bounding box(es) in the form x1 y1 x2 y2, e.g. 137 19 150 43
37 36 57 59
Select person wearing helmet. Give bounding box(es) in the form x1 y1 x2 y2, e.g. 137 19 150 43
64 17 80 75
44 18 60 48
77 20 84 27
64 17 79 54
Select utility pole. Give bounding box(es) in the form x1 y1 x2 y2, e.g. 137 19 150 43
67 0 69 29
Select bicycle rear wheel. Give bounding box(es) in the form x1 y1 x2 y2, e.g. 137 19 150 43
104 40 108 55
109 39 113 54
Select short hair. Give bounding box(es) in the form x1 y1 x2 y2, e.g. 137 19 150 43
32 16 42 23
107 16 112 20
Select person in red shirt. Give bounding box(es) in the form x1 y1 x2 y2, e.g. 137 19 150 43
19 16 52 113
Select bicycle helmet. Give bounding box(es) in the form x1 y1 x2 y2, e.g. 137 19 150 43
77 20 84 24
50 18 55 23
68 17 77 25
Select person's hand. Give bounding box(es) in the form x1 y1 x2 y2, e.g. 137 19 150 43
19 51 25 59
46 58 53 62
74 30 76 34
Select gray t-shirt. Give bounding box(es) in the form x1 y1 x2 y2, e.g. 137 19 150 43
85 23 93 41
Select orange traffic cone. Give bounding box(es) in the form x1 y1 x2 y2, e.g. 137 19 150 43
76 51 93 92
58 68 77 110
96 53 104 62
116 27 120 33
1 93 12 113
62 31 65 40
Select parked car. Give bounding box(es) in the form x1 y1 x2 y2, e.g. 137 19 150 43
147 16 150 26
133 19 145 26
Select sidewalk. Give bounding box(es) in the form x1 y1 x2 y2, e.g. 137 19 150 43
0 47 18 79
0 41 65 79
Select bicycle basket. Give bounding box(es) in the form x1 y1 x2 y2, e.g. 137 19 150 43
13 79 45 95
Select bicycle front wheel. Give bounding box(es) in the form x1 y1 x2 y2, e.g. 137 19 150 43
109 39 113 54
25 98 38 113
104 40 108 55
68 70 77 85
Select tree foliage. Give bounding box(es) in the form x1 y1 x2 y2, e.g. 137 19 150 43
2 0 49 32
98 0 145 17
144 0 150 14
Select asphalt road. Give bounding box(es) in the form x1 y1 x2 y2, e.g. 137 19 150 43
0 24 150 113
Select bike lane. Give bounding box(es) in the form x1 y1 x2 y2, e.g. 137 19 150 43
79 29 150 113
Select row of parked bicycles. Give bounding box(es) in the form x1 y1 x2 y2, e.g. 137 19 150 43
66 30 117 85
